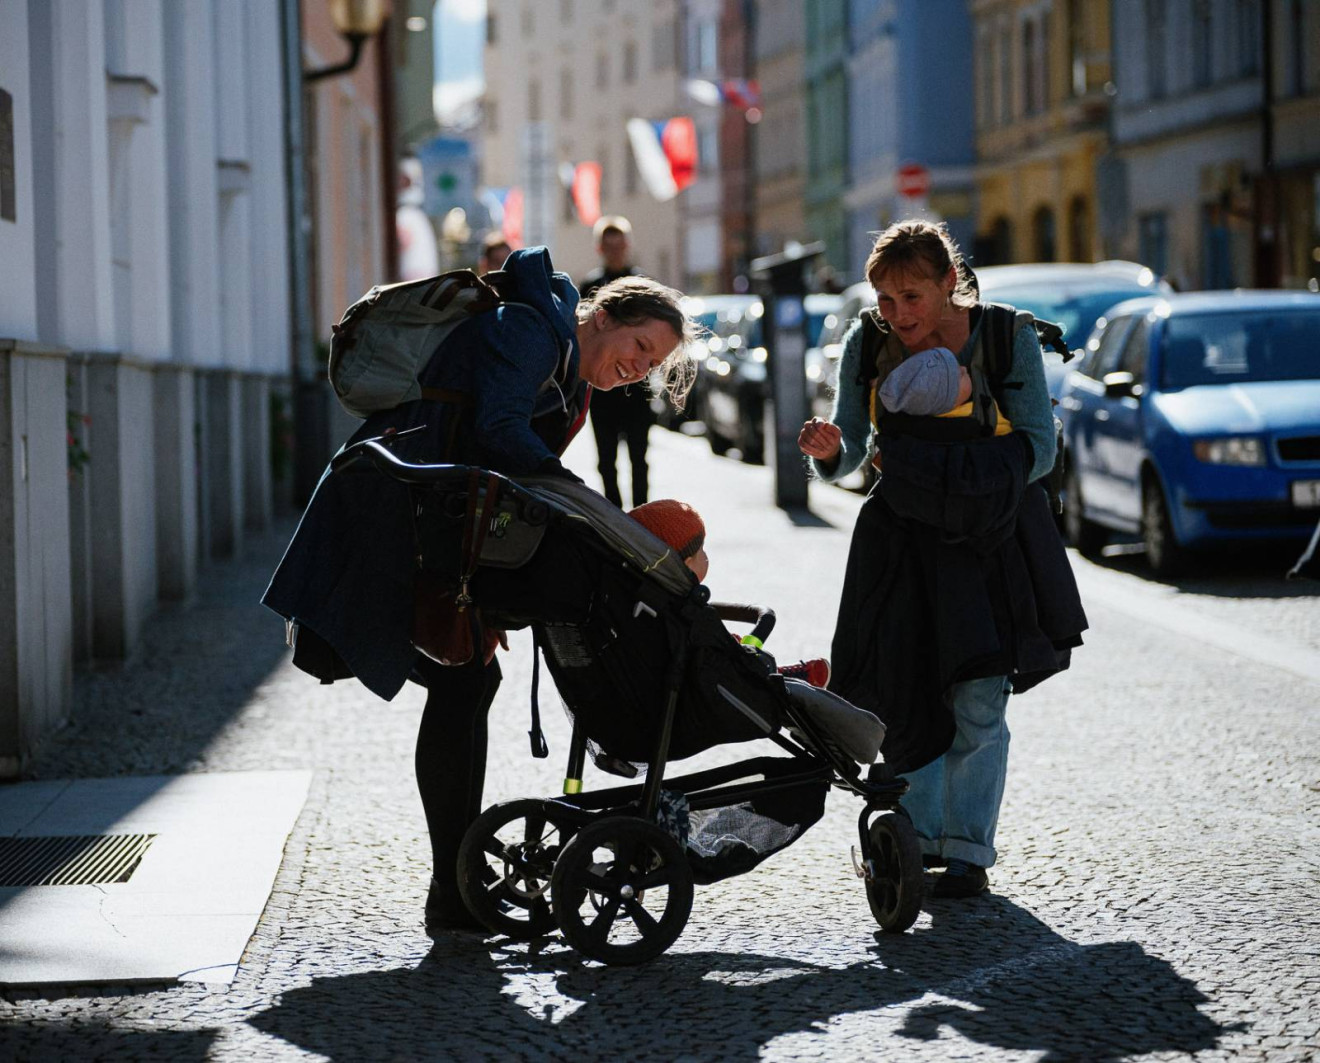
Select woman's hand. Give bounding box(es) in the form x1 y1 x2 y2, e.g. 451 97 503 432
798 418 842 462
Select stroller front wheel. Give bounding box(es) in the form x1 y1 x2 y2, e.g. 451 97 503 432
457 799 575 940
865 811 924 934
551 816 694 966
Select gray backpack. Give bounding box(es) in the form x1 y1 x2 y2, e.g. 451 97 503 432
328 269 505 418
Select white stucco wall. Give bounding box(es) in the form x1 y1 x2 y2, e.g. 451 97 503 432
0 0 37 343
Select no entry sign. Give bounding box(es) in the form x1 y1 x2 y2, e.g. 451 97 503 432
895 163 931 199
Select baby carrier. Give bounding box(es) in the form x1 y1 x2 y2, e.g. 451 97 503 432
332 435 926 966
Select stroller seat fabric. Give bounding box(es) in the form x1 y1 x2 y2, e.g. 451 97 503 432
781 679 885 764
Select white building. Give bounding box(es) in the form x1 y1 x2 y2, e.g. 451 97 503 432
0 0 294 775
481 0 686 287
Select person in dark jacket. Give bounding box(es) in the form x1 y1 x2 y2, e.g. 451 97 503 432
798 221 1086 899
580 216 656 507
263 247 697 932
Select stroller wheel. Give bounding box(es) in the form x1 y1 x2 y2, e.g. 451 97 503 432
551 816 693 966
457 799 575 940
865 811 924 934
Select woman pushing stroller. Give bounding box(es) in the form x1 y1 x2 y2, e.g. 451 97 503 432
263 247 699 932
799 220 1087 898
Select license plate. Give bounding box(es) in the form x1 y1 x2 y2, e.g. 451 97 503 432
1292 480 1320 508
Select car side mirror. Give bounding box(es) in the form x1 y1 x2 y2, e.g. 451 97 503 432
1102 371 1143 400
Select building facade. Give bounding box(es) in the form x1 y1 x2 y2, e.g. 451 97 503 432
845 0 977 277
971 0 1112 267
750 0 809 261
804 0 851 276
481 0 686 288
0 0 390 775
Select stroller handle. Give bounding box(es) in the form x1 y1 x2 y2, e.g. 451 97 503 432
332 436 485 489
713 603 776 646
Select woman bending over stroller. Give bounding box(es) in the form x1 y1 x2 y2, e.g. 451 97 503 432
263 248 699 932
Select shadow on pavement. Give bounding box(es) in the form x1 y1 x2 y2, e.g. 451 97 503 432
781 505 836 529
248 895 1233 1061
0 1021 217 1062
1090 538 1320 599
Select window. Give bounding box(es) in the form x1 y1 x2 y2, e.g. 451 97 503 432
695 19 718 75
1069 196 1091 261
1287 0 1305 96
486 11 497 45
1147 0 1167 99
624 41 637 84
528 79 541 121
521 5 533 37
1119 320 1149 383
653 19 676 71
1023 21 1039 114
1082 315 1136 379
625 134 638 195
1191 0 1213 89
1033 206 1056 261
977 26 994 127
999 23 1013 123
560 69 573 120
1236 0 1260 77
1068 0 1087 95
560 0 573 19
697 123 718 176
485 98 498 133
596 52 608 89
1138 212 1169 276
597 144 608 200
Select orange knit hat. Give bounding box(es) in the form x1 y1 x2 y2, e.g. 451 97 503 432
628 499 706 560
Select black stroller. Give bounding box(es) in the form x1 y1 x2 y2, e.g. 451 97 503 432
336 438 925 966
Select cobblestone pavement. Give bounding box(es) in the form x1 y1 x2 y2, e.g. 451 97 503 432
3 429 1318 1062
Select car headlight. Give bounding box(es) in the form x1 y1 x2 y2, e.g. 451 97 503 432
1192 437 1266 466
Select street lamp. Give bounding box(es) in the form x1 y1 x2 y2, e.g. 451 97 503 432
305 0 389 82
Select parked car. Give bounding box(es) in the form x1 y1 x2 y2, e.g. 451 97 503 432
682 292 844 464
975 261 1173 399
805 281 875 420
1056 291 1320 575
682 294 768 462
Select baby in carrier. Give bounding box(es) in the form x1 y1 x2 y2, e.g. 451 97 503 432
627 499 831 689
877 345 1012 433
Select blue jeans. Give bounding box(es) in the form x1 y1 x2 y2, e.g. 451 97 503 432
899 675 1012 868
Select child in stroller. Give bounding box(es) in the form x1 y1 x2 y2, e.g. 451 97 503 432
333 435 926 965
626 498 831 689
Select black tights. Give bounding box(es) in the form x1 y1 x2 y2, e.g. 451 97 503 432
413 653 502 909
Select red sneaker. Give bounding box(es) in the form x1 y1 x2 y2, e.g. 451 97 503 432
778 658 831 688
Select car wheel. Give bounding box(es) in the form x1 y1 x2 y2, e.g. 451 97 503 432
1142 475 1186 577
1063 468 1107 558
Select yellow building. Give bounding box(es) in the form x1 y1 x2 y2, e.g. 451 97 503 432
970 0 1111 265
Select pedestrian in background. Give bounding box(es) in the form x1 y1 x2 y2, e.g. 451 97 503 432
798 220 1086 898
476 231 512 275
580 215 655 508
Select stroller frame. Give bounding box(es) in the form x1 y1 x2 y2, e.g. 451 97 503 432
334 438 926 965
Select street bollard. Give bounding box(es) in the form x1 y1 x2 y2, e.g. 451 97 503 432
751 242 825 510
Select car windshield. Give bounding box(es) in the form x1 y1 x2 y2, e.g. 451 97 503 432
983 285 1155 350
1161 310 1320 388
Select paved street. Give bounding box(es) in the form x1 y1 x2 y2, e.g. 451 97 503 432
2 427 1318 1062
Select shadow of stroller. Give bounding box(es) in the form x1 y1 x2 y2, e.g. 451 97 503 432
247 895 1233 1061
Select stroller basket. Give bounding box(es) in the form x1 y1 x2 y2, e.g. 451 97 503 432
564 757 831 886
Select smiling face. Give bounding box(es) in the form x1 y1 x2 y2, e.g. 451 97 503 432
874 265 958 352
577 311 680 391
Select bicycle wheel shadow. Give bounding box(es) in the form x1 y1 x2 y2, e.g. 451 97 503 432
247 895 1235 1061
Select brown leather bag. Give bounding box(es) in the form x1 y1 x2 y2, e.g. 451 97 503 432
412 469 499 666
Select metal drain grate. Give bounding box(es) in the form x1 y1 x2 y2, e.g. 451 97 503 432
0 834 156 887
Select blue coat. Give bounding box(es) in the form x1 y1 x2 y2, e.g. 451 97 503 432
262 248 587 700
